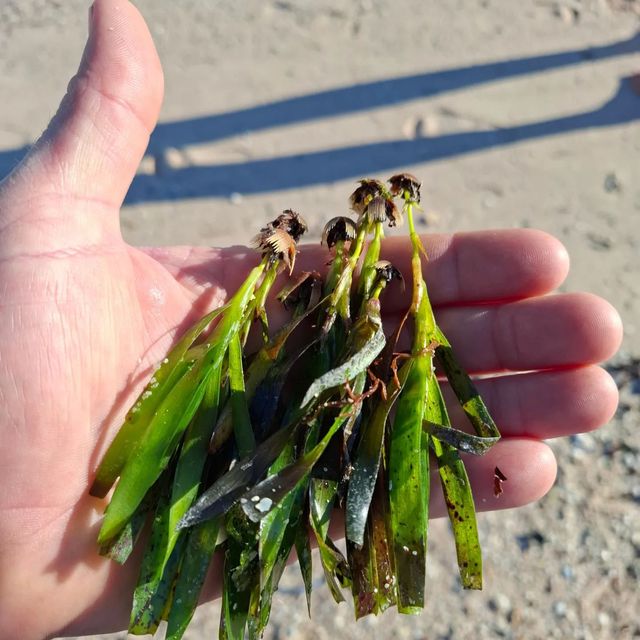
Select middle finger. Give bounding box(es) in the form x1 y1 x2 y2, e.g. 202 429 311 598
392 291 622 374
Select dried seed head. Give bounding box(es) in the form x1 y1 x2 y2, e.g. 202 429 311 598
267 228 297 273
349 178 388 214
321 216 357 248
359 196 403 228
252 211 307 273
373 259 403 285
252 227 298 273
273 209 308 242
264 228 295 256
388 173 421 203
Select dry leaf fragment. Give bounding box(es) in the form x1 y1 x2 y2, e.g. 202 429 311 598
493 466 507 497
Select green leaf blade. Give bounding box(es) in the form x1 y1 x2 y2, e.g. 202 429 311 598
229 332 255 457
346 360 413 546
425 374 483 590
97 364 211 546
433 331 500 440
129 475 185 635
99 265 265 545
301 324 385 408
220 509 260 640
179 421 300 530
388 355 430 613
90 304 228 498
165 519 221 640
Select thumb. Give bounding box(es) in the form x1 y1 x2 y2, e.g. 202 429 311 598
7 0 163 215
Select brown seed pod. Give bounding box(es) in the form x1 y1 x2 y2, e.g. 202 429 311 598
388 173 421 204
349 178 388 214
273 209 308 242
373 259 404 285
321 216 357 249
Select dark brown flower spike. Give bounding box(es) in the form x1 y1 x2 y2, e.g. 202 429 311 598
388 173 421 204
362 196 388 224
373 259 404 286
322 216 357 249
360 196 403 228
349 178 388 214
273 209 308 242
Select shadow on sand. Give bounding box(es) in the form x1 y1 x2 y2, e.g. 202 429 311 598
1 32 638 201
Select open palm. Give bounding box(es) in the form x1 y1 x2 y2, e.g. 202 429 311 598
0 2 622 639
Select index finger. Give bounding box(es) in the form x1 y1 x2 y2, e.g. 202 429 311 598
377 228 569 311
145 228 569 311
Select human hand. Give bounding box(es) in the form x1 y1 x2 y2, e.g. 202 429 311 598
0 1 622 638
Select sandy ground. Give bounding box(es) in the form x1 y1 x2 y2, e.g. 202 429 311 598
1 1 639 639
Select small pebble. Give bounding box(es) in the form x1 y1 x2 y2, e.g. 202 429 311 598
553 601 567 618
255 497 273 513
604 172 621 193
137 154 156 176
560 564 574 580
488 593 512 615
598 612 611 627
586 231 612 251
161 147 190 171
554 5 579 23
516 530 547 552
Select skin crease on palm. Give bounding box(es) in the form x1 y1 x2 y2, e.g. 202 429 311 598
0 1 624 639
